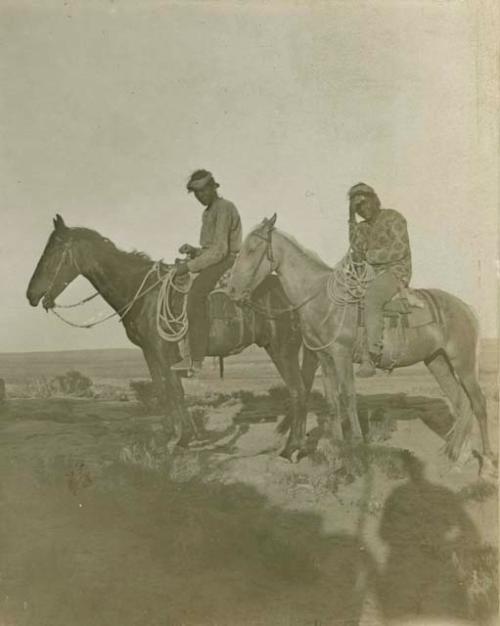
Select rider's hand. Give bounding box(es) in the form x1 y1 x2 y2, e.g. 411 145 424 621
175 261 190 276
349 203 357 222
178 243 194 255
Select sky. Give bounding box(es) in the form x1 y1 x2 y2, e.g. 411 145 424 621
0 0 498 352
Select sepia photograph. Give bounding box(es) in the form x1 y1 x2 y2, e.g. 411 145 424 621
0 1 498 625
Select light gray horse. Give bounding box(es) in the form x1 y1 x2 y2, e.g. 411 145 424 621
229 215 495 473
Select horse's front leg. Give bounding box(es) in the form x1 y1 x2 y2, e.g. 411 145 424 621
331 345 363 442
142 346 176 440
265 343 308 461
317 352 344 442
164 370 200 447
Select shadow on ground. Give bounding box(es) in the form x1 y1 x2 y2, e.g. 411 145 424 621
0 394 496 626
203 386 455 449
0 456 376 626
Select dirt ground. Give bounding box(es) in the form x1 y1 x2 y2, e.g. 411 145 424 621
0 353 497 626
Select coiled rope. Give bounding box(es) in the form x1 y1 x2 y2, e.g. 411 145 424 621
302 252 372 351
52 261 193 343
326 252 372 305
155 267 193 342
51 262 164 329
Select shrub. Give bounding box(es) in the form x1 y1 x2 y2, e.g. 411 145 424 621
129 380 159 413
52 370 93 397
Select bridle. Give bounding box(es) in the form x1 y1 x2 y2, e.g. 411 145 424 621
43 237 185 330
251 226 279 273
238 226 328 319
43 240 93 308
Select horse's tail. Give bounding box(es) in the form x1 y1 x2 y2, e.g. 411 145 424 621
443 297 482 460
219 356 224 379
466 302 482 379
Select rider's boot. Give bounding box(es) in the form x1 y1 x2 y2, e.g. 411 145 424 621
171 356 194 374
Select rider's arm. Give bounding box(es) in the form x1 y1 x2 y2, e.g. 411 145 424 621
349 220 369 262
187 203 233 272
366 211 410 265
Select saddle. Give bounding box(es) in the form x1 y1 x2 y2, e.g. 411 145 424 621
206 273 285 355
381 288 439 328
357 288 443 371
205 289 252 356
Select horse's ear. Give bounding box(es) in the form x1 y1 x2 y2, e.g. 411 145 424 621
268 213 277 227
53 214 67 232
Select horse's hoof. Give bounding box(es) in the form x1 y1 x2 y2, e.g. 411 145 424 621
290 450 301 464
479 455 498 481
175 433 194 448
278 449 293 462
350 435 364 446
276 454 292 464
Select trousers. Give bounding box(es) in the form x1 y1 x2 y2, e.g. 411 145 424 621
187 255 234 361
364 271 401 354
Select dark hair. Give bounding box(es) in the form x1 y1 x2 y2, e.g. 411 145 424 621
186 169 220 192
189 169 212 182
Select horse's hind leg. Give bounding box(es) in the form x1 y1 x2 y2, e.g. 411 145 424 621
425 353 477 462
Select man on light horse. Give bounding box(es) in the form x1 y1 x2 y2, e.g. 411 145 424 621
348 183 412 377
172 169 242 376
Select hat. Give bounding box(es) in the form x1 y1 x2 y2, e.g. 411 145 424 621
186 169 220 192
348 182 376 198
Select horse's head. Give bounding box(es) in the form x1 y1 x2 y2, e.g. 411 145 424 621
26 214 81 310
229 213 277 302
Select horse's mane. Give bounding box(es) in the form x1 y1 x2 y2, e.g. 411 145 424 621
250 223 332 271
278 230 332 270
71 227 155 266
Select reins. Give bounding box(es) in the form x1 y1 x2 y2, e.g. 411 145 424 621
242 278 329 319
51 262 168 329
242 226 372 349
44 243 100 316
241 229 369 321
241 227 327 318
48 246 193 340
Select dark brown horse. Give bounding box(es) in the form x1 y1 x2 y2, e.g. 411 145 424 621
26 215 318 456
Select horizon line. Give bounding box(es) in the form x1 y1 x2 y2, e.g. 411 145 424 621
0 339 498 357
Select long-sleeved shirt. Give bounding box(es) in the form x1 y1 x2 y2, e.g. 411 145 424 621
349 208 412 286
187 197 242 272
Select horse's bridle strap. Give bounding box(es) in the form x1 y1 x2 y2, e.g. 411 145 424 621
252 227 279 273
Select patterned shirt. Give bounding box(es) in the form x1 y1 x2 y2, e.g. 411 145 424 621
349 208 412 286
187 197 242 272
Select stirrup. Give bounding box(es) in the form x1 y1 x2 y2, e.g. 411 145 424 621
171 357 193 372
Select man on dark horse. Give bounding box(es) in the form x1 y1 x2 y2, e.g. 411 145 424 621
348 183 412 377
172 169 242 375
